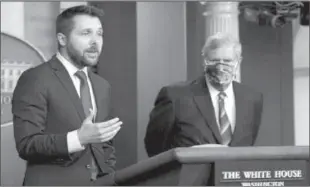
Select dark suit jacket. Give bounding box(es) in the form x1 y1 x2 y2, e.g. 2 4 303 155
144 76 263 185
12 56 116 186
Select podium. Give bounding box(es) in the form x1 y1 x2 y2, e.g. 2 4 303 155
100 146 309 186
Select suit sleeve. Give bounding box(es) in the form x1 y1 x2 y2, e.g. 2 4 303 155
12 70 70 162
144 87 176 157
253 93 264 144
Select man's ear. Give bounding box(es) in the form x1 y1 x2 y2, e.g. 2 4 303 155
57 33 67 47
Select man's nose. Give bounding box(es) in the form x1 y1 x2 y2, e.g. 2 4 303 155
216 63 233 70
89 38 97 46
89 34 102 45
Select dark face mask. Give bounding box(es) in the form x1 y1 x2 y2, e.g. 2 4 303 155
205 62 237 86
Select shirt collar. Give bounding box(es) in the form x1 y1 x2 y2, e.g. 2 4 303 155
205 76 234 100
56 52 89 78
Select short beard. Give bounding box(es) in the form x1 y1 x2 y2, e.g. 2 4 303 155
67 46 87 69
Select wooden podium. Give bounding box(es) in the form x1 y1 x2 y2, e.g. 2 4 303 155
100 146 309 186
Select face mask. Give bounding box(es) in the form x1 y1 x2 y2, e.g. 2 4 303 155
205 62 237 86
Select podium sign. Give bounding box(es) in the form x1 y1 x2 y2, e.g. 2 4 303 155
215 160 308 186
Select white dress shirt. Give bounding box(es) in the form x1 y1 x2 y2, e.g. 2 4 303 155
206 78 236 133
56 52 97 153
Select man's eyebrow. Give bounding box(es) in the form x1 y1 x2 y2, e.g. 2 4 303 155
80 26 102 30
80 28 92 31
210 58 233 60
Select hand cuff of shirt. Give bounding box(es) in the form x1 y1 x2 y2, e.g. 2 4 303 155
67 130 85 153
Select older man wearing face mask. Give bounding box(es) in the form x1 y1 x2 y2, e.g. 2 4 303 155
144 32 264 157
144 32 264 185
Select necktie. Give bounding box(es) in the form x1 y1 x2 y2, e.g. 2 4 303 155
218 92 232 145
75 70 98 181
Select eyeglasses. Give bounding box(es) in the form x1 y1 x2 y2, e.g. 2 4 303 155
204 58 238 66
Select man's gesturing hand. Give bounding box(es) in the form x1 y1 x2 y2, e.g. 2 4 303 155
77 109 123 146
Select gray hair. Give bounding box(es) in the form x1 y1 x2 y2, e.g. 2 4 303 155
201 32 242 60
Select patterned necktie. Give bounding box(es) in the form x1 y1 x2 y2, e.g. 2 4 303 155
218 92 233 145
75 70 98 181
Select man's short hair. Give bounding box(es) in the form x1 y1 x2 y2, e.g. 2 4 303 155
56 5 104 36
201 32 242 60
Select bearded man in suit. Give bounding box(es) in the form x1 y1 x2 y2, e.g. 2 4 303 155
12 5 123 186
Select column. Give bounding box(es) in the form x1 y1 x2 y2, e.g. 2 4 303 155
201 2 241 82
292 18 309 146
24 2 60 60
1 2 25 39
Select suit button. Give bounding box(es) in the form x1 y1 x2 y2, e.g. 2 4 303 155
86 164 91 169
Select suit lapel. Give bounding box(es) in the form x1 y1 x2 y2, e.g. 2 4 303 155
192 76 222 144
87 70 102 122
49 56 85 121
229 82 249 146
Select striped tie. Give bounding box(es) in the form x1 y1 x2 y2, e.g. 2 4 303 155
218 92 232 145
75 70 98 181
